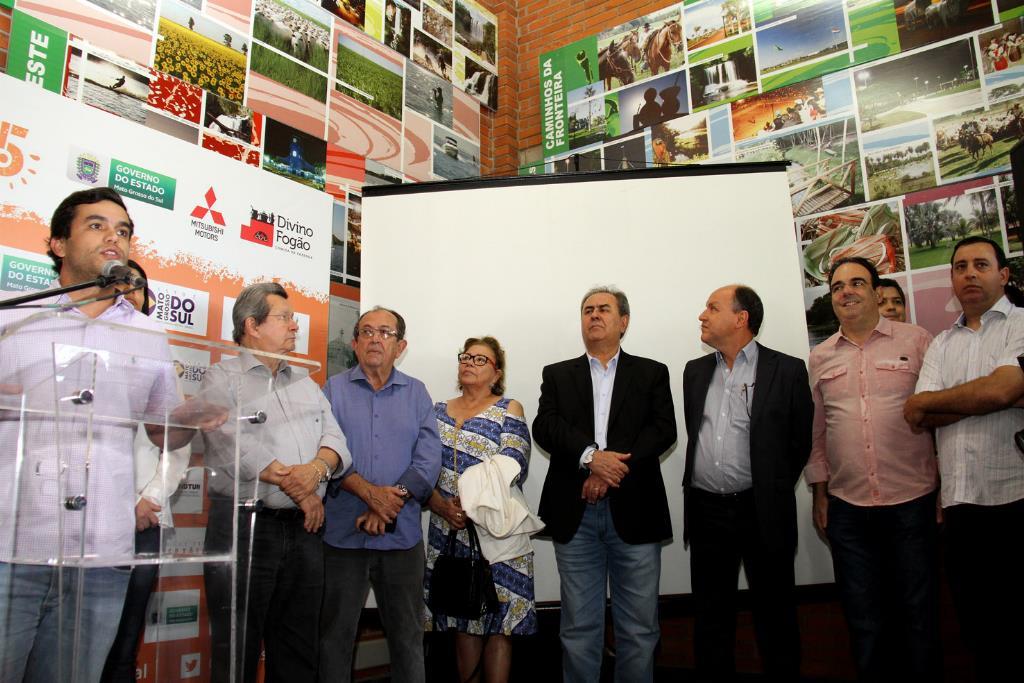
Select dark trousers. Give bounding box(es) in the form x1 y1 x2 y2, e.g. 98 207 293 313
100 526 161 683
319 542 426 683
688 487 800 682
826 492 940 682
204 498 324 683
944 499 1024 683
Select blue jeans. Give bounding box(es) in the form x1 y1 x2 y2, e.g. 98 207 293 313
553 498 661 683
0 562 131 682
102 526 161 682
826 492 940 681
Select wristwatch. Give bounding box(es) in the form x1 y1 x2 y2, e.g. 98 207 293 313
396 484 412 501
581 446 596 472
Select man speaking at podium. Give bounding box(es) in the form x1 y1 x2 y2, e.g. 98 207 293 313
0 187 181 682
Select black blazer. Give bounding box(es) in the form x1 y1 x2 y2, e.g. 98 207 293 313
682 343 813 552
533 350 677 544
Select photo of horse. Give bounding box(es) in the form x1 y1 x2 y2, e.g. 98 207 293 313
596 4 684 91
934 97 1024 182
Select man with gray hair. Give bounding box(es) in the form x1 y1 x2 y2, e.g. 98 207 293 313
319 306 441 683
202 282 349 683
534 286 677 683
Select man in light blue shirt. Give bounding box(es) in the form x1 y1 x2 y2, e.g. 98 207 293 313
320 306 441 683
682 284 812 681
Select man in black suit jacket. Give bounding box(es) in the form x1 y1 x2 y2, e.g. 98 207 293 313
682 285 812 682
534 286 676 683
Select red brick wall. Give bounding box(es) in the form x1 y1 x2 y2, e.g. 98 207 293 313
477 0 519 177
0 5 12 73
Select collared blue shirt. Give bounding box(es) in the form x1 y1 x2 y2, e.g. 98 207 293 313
692 339 759 494
322 364 441 550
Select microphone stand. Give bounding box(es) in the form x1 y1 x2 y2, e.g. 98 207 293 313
0 275 122 309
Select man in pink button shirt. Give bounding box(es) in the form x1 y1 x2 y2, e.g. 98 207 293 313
804 257 939 681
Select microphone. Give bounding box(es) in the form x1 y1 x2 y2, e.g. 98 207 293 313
99 260 144 288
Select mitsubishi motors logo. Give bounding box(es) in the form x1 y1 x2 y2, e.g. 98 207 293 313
190 187 225 226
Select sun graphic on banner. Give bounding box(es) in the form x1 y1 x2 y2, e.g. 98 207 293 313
0 121 41 191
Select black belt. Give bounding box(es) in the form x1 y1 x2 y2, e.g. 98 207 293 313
256 506 304 522
687 486 754 501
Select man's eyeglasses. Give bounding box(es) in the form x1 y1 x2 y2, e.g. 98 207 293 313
266 313 296 324
458 353 495 367
358 326 400 340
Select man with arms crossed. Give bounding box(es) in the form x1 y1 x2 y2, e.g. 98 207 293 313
533 286 677 683
682 285 812 682
320 306 441 683
806 258 939 680
904 236 1024 682
0 187 179 682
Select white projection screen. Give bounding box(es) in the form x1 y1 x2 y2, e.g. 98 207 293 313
361 164 833 604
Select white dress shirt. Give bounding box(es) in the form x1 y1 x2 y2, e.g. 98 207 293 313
916 296 1024 507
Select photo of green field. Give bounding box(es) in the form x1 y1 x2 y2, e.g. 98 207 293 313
154 17 247 102
854 39 979 134
760 53 851 92
335 38 403 120
847 0 901 66
250 42 328 102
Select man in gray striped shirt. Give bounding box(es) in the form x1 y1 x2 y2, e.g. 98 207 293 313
904 236 1024 683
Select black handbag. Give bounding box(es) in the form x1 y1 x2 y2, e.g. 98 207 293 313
428 520 499 619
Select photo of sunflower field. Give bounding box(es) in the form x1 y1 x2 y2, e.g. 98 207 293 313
154 16 247 102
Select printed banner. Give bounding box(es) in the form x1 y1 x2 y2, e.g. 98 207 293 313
6 10 68 94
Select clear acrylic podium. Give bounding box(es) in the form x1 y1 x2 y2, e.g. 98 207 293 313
0 310 321 682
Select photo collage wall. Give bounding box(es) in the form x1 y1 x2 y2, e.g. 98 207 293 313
535 0 1024 344
1 0 498 296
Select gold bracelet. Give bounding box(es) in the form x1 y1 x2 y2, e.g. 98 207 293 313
313 456 332 483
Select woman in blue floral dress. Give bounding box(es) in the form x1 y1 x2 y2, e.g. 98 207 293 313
424 336 537 683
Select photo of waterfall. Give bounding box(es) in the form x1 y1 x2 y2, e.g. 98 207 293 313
688 37 757 110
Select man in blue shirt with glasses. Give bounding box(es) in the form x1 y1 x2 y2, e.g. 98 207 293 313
319 306 441 683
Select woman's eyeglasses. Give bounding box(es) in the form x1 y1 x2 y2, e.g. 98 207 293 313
458 353 495 367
